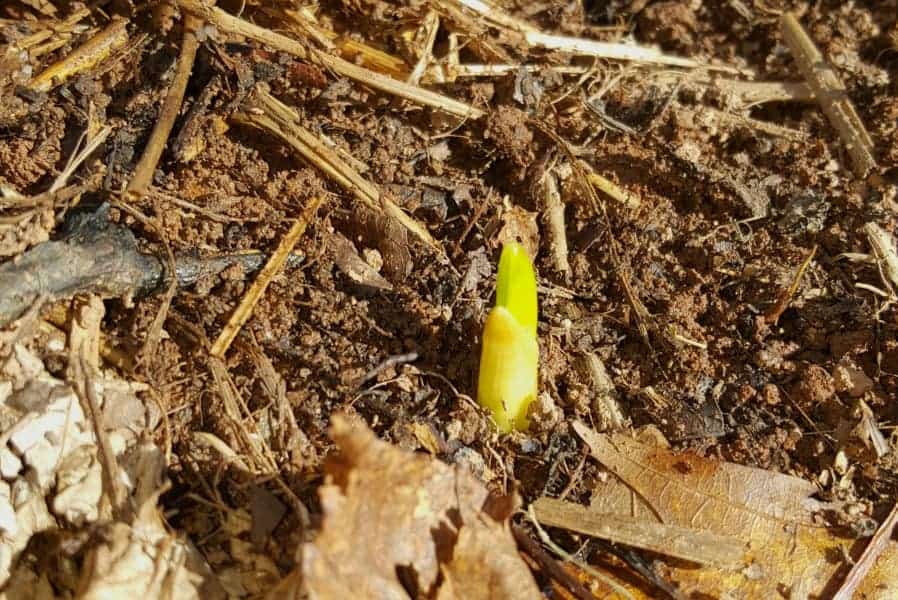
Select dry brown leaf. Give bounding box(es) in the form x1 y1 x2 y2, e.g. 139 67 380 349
77 495 224 600
330 231 394 291
532 497 746 568
436 519 542 600
569 421 898 598
301 415 540 600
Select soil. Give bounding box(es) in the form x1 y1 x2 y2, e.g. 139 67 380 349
1 0 897 596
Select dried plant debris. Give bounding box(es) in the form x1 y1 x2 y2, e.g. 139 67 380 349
0 301 220 598
300 416 540 599
535 422 898 598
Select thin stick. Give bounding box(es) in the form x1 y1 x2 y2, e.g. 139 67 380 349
511 524 595 600
177 0 483 120
539 170 571 281
81 356 128 516
28 17 129 92
527 505 636 600
781 13 877 178
127 16 202 195
832 503 898 600
210 197 322 358
765 244 817 325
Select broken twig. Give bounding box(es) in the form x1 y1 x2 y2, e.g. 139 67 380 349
0 206 306 327
539 170 571 281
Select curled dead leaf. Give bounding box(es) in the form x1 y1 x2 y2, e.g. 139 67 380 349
300 415 540 600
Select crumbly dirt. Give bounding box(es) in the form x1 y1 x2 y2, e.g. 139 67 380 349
1 0 897 595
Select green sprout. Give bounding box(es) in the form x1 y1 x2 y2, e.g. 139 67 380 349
477 243 539 432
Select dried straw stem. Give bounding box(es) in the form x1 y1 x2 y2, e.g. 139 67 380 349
440 0 710 69
234 89 440 251
127 16 201 195
210 197 322 358
28 17 128 92
781 13 877 178
177 0 483 119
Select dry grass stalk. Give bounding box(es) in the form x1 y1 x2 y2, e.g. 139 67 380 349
765 244 817 325
281 6 336 51
833 503 898 600
429 63 588 83
649 73 814 107
339 38 408 78
127 16 201 195
28 17 128 92
586 172 641 210
177 0 483 119
864 222 898 294
780 13 877 178
210 196 322 358
207 356 311 526
713 79 814 106
29 37 71 58
532 120 654 349
539 170 571 281
50 125 112 192
68 296 128 517
407 10 440 85
440 0 705 68
234 88 440 251
679 106 807 142
12 7 91 51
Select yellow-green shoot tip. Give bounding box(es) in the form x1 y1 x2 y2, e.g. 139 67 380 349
478 243 538 432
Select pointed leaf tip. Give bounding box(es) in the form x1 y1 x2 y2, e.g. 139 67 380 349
494 242 537 338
